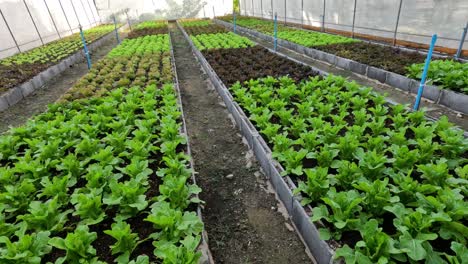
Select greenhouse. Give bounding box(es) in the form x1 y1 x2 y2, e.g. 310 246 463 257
0 0 467 263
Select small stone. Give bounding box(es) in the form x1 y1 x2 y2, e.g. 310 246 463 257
456 113 463 118
271 206 276 210
285 223 294 232
226 174 234 179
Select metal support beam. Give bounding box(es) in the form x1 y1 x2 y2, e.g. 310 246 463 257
301 0 304 28
271 0 273 20
70 0 81 27
455 22 468 59
113 14 120 44
284 0 286 25
23 0 44 45
44 0 61 39
393 0 403 46
251 0 254 16
58 0 73 34
0 9 21 53
92 0 102 23
322 0 326 32
351 0 357 38
85 0 97 25
260 0 263 18
125 10 131 30
79 0 92 26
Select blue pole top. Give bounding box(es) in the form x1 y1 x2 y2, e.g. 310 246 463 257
413 34 437 111
274 12 278 51
79 24 92 69
113 15 121 44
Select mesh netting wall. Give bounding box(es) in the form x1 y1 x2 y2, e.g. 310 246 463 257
0 0 100 59
240 0 468 49
0 0 233 59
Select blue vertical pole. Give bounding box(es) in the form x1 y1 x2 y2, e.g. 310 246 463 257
413 34 437 111
454 22 467 59
233 12 237 33
274 12 278 51
113 15 121 44
79 25 92 69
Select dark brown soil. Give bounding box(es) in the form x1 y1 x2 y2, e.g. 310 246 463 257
203 46 319 86
184 25 229 35
127 27 169 39
170 23 312 264
0 63 50 93
314 42 427 75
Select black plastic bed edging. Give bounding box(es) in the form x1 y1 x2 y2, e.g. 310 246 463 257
168 31 214 264
213 19 468 115
0 29 120 113
177 21 335 264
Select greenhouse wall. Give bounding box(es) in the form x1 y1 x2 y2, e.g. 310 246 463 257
0 0 100 59
240 0 468 49
95 0 233 24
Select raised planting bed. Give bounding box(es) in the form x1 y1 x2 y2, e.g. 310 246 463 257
406 60 468 94
314 42 426 75
231 75 468 264
0 85 204 264
0 25 115 93
127 21 169 39
215 18 468 114
0 24 209 264
61 34 172 102
179 21 468 264
0 25 118 112
219 16 358 47
181 21 316 86
203 46 318 86
179 20 213 27
179 19 229 35
183 25 229 35
190 32 255 51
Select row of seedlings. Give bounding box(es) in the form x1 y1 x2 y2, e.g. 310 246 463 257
179 19 468 264
0 25 116 95
0 21 204 264
218 16 468 96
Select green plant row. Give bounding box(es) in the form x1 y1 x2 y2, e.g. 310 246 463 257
0 25 116 66
133 21 168 30
107 34 170 58
221 16 468 94
276 30 359 47
190 32 255 50
63 52 172 101
61 34 171 102
0 24 203 263
229 75 467 263
219 16 358 47
406 60 468 94
0 84 202 263
180 20 212 27
220 16 273 33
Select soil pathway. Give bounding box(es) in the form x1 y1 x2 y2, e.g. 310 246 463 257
0 34 121 134
169 23 313 264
